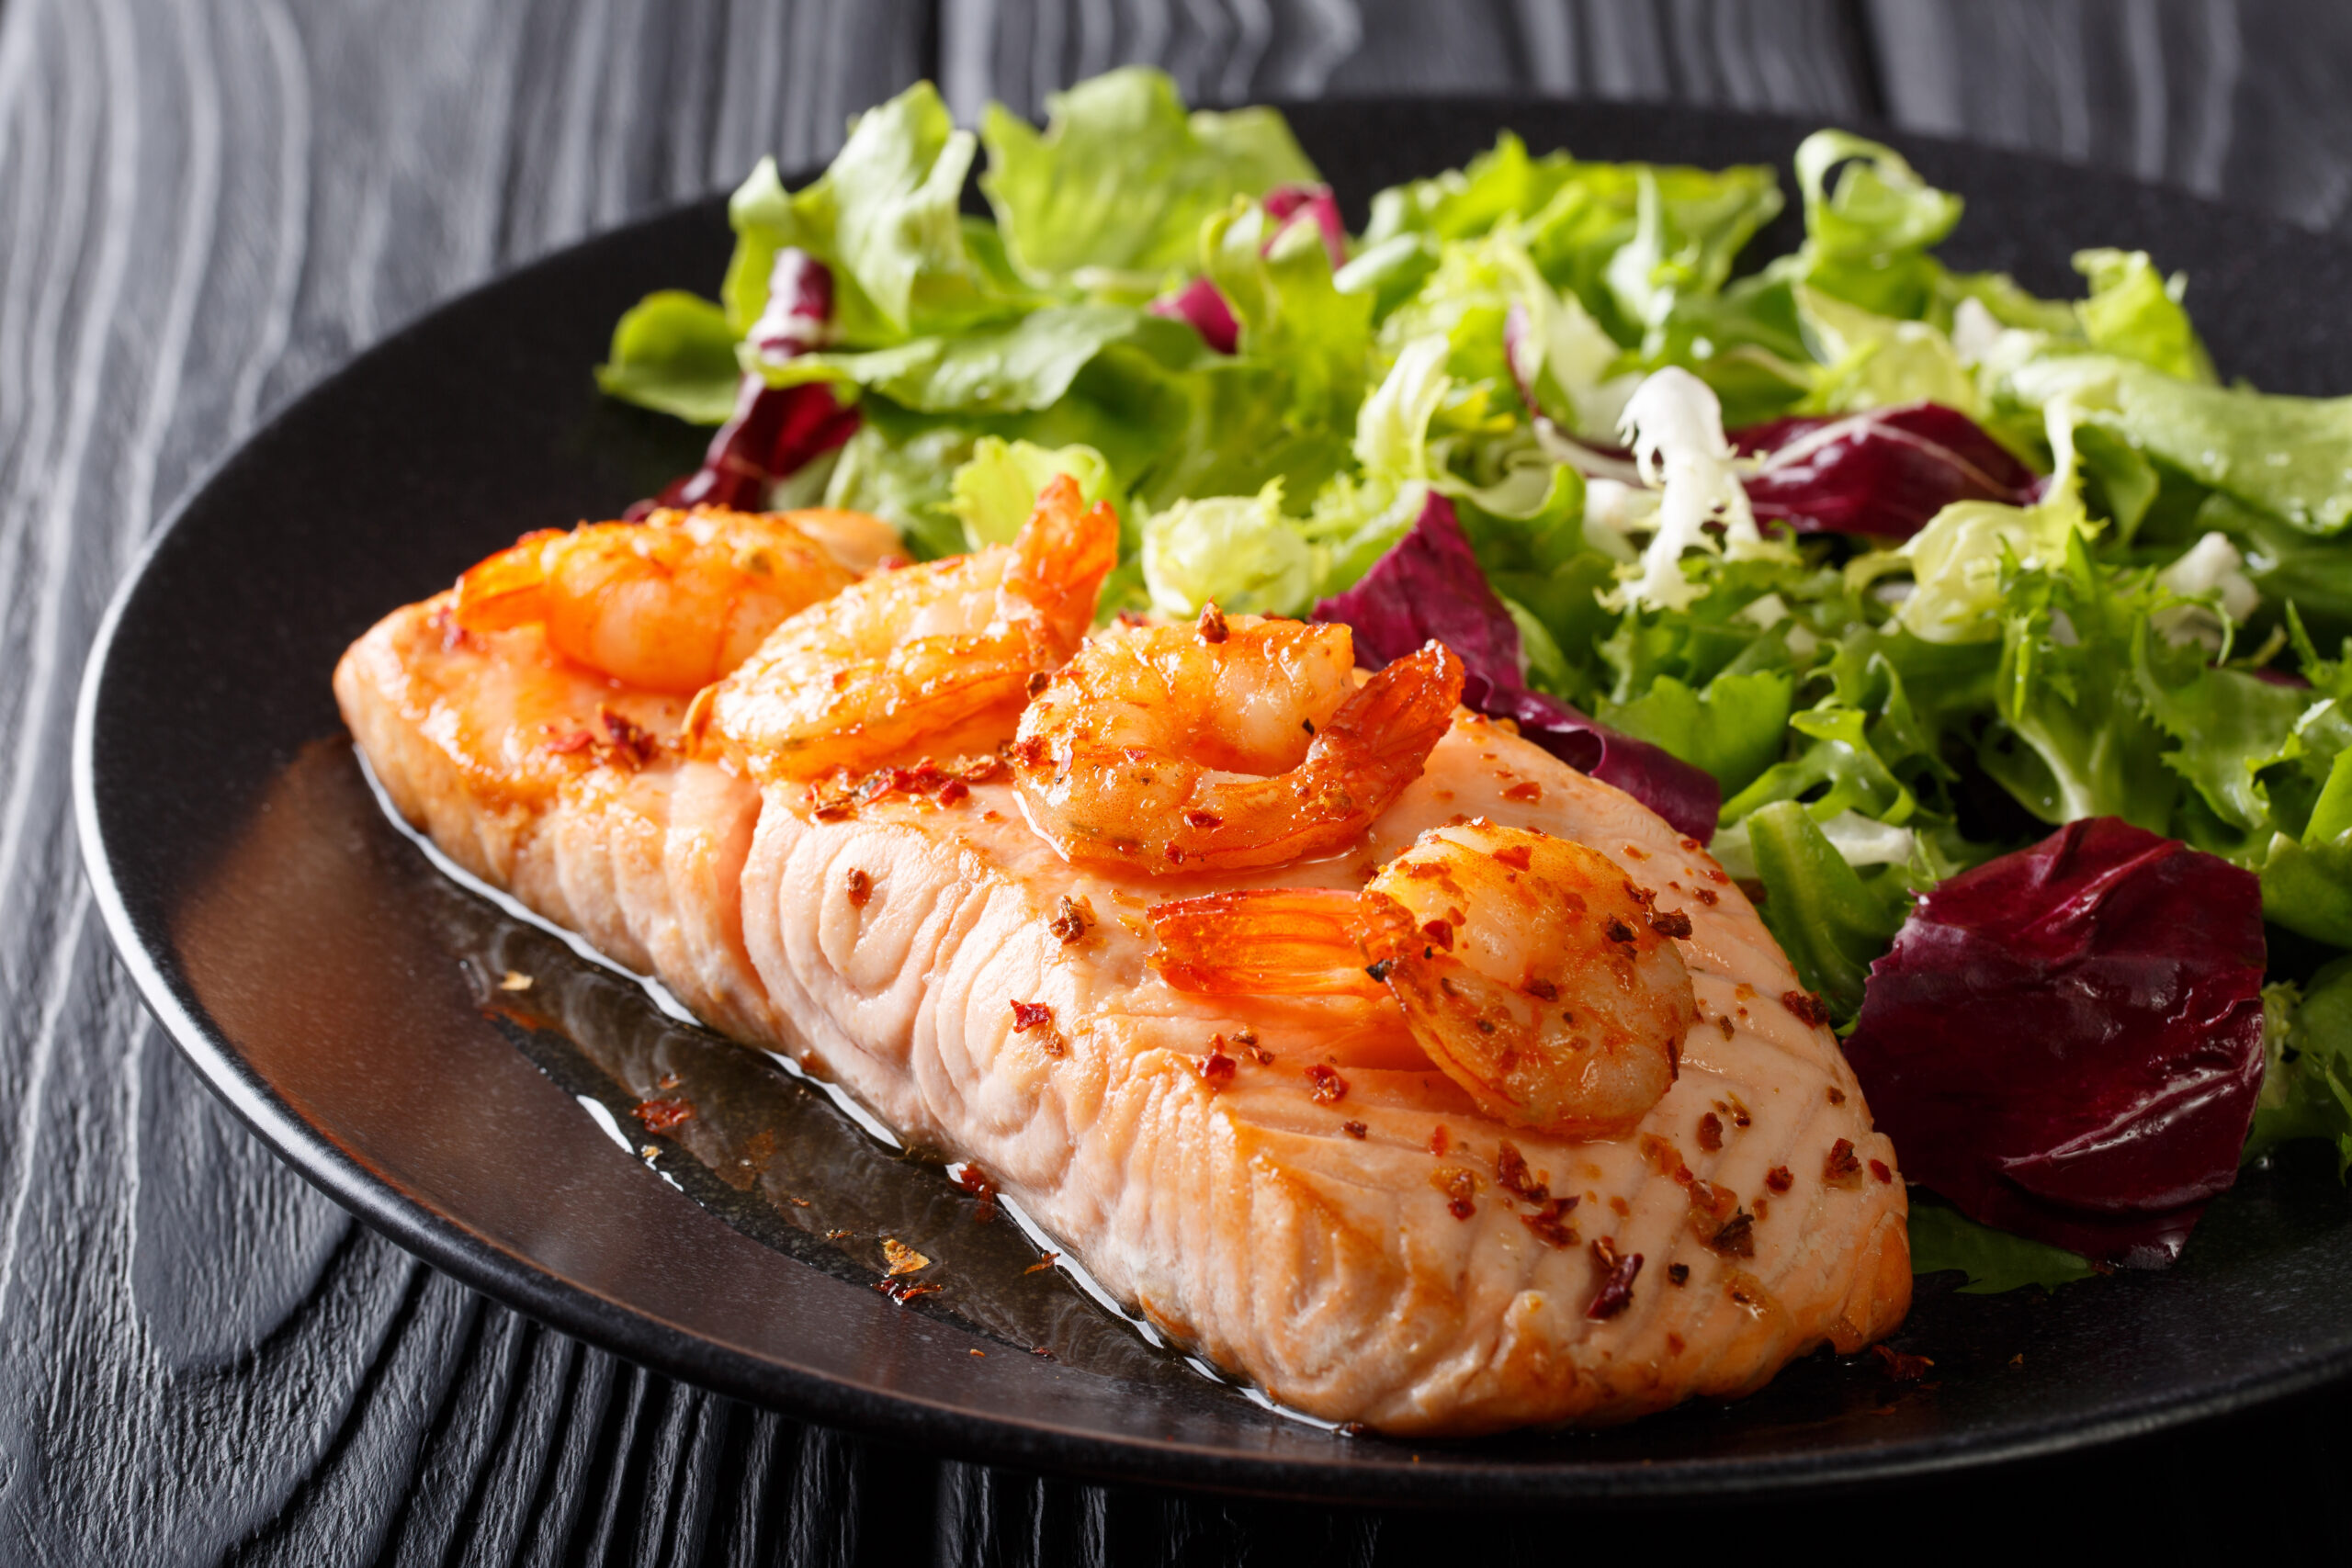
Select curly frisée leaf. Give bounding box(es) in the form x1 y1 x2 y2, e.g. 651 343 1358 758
2249 967 2352 1174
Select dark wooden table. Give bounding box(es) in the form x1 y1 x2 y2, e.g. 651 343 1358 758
9 2 2352 1562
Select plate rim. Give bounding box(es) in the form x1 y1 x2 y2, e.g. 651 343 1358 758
72 94 2352 1506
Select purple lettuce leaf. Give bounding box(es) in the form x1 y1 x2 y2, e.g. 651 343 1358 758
1311 493 1721 842
1146 276 1240 355
631 252 860 516
1733 401 2043 540
1843 817 2267 1268
1263 182 1347 271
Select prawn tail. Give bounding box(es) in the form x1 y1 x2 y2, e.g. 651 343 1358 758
1319 639 1465 786
1001 473 1120 650
1147 888 1383 996
453 530 565 633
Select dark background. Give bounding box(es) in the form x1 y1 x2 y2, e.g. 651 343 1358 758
7 1 2352 1562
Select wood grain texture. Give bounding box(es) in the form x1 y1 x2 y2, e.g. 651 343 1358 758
5 2 2352 1563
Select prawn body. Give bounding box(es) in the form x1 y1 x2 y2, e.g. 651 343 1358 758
701 475 1119 783
1012 615 1465 873
1149 820 1698 1138
454 506 880 694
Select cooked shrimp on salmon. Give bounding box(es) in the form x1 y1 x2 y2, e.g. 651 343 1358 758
1010 612 1465 872
695 473 1118 782
335 475 1909 1437
1148 820 1698 1137
455 505 890 693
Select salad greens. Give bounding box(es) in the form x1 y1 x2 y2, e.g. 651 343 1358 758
601 67 2352 1289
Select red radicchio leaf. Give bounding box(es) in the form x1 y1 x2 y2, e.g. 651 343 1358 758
1310 493 1721 843
1732 402 2043 540
1147 277 1239 355
628 250 860 517
1843 818 2267 1269
1262 182 1347 270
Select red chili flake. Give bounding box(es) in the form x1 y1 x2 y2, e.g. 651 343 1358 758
1010 1000 1055 1034
1623 845 1649 862
1686 1178 1736 1226
1031 1346 1057 1360
1182 808 1224 829
1705 1209 1757 1258
1871 1344 1936 1382
1704 866 1729 884
1495 1141 1549 1202
1695 886 1720 906
1023 1253 1059 1275
1825 1138 1865 1187
1621 880 1656 908
1753 1197 1771 1220
1047 896 1092 944
1586 1241 1644 1320
1195 603 1229 644
1428 1125 1451 1157
949 753 1002 784
1419 919 1454 950
1492 843 1532 871
1697 1112 1724 1152
1525 976 1558 1001
1502 781 1543 803
1726 1094 1752 1128
1638 1134 1684 1179
1198 1046 1238 1089
935 778 971 807
1649 909 1694 940
1666 1263 1690 1286
843 868 873 908
1024 671 1052 697
1714 1015 1736 1040
1306 1063 1348 1105
1781 989 1833 1028
1005 738 1046 770
807 780 858 820
872 1279 944 1304
1765 1165 1794 1194
1603 916 1637 944
1164 843 1186 864
1869 1158 1894 1184
1431 1166 1478 1219
1521 1196 1580 1248
1679 837 1702 852
953 1165 999 1224
635 1098 695 1134
1341 1120 1367 1139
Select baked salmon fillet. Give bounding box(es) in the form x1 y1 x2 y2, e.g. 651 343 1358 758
334 495 1908 1437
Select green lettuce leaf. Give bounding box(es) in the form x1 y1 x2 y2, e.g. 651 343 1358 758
2073 248 2216 383
2007 355 2352 535
1600 670 1794 796
595 289 741 424
946 437 1122 550
1743 799 1910 1021
1789 130 1963 321
979 67 1317 290
726 84 1035 346
2248 970 2352 1173
757 303 1199 416
1205 199 1374 430
1908 1200 2097 1294
1139 480 1315 616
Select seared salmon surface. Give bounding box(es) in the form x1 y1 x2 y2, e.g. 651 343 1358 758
336 507 1907 1437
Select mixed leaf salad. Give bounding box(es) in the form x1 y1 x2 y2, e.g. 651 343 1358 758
599 67 2352 1292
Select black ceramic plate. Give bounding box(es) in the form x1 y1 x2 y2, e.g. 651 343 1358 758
77 99 2352 1504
